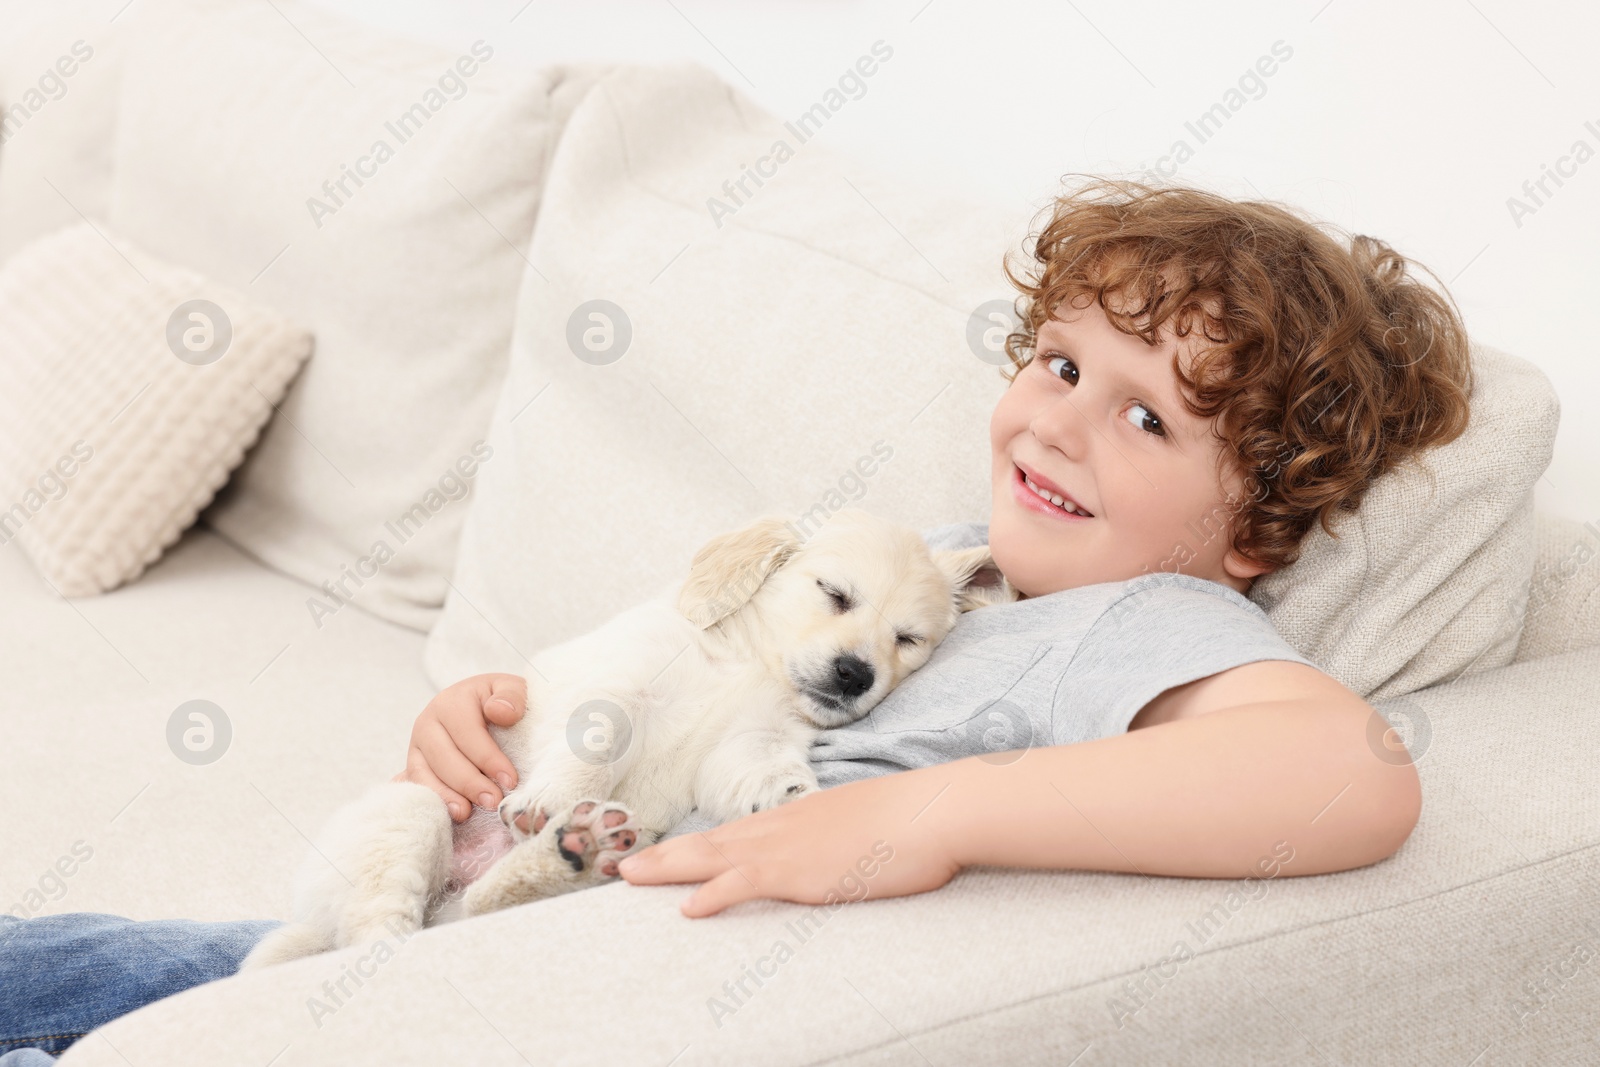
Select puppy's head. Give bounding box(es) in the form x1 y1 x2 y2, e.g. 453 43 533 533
677 508 1016 728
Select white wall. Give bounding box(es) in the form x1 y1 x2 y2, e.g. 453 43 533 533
306 0 1600 524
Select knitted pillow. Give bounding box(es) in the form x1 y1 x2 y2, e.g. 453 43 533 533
0 221 312 595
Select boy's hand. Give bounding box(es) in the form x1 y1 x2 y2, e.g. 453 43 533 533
617 766 961 916
392 673 527 823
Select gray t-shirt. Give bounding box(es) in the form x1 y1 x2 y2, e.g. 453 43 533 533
659 521 1318 841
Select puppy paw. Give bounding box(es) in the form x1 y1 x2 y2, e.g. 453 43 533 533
744 768 819 814
461 798 658 916
549 799 644 877
499 785 561 842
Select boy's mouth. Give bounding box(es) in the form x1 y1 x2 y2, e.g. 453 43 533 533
1012 463 1094 520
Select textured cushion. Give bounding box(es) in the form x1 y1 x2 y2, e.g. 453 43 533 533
104 0 609 631
0 8 128 265
1248 342 1559 701
0 221 311 596
1513 510 1600 662
424 62 1025 685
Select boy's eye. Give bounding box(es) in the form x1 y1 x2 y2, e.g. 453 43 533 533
1043 354 1078 385
1125 402 1165 438
817 579 852 612
1041 353 1167 440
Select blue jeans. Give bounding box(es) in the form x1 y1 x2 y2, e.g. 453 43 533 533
0 912 283 1064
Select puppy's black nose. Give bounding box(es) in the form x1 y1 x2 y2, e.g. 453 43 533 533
830 653 875 699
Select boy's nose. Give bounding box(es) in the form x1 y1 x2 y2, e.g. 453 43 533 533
1030 395 1095 459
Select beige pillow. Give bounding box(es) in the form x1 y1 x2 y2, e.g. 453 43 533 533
105 0 611 631
1248 340 1559 701
0 221 312 595
423 62 1025 686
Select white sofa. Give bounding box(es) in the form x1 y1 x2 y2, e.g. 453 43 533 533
3 3 1597 1064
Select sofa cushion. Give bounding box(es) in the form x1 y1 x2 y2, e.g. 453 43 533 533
0 8 128 265
423 61 1026 686
0 524 436 924
104 0 609 631
1248 341 1558 700
0 221 312 597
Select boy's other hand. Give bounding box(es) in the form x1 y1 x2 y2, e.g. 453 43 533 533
392 673 526 823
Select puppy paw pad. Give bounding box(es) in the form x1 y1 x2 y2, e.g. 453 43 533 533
550 798 644 877
499 789 555 841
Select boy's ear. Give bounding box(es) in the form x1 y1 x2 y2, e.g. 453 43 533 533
932 546 1017 613
1224 545 1278 582
676 515 803 629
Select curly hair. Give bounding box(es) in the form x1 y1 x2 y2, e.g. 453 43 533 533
999 174 1475 573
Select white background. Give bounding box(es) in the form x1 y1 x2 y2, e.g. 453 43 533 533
307 0 1600 524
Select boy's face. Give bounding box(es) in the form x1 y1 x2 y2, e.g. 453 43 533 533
988 295 1273 599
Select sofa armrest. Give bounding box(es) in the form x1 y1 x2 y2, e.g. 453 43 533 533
1512 511 1600 663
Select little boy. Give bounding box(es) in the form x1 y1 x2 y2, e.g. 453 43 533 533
402 178 1473 916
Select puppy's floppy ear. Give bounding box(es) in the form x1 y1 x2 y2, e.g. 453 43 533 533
932 546 1017 613
677 515 804 629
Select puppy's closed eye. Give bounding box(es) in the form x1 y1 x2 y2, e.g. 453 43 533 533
817 579 852 613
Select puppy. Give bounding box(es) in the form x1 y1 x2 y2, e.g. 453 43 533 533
240 508 1013 969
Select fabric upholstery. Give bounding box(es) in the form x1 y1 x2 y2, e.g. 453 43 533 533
0 526 437 925
1514 510 1600 662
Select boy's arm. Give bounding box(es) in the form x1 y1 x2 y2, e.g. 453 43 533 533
620 662 1420 914
932 678 1420 878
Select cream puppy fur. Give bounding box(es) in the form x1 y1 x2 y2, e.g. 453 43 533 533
241 508 1012 970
